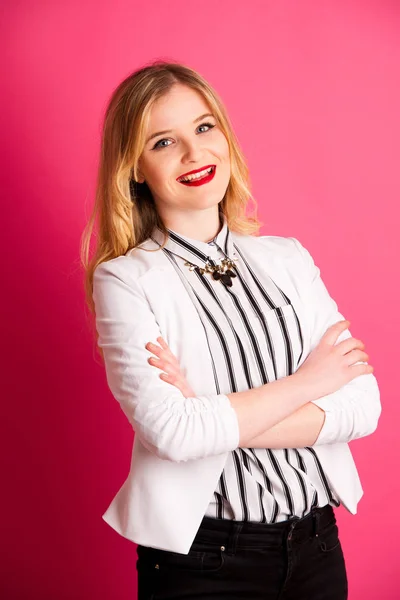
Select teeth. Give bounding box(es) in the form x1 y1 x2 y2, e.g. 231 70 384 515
179 167 213 182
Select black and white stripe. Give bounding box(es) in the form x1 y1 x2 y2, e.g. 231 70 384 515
150 217 340 523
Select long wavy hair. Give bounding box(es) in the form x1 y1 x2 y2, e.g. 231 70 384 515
80 60 262 325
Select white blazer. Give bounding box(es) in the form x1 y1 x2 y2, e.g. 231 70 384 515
92 231 381 554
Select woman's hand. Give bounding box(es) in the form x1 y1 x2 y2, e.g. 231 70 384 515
294 319 374 398
145 337 195 398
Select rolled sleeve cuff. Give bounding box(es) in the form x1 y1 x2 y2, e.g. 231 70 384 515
208 393 240 454
311 395 340 445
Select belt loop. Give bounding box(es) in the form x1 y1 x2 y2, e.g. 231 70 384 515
312 510 321 538
225 520 243 556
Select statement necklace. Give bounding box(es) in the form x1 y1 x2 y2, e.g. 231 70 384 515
184 256 239 288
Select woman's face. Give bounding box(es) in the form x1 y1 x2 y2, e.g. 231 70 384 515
137 84 231 221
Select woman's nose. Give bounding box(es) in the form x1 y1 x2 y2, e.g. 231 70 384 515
181 139 204 162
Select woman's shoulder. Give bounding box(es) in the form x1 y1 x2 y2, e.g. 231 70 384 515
235 231 310 264
93 238 165 286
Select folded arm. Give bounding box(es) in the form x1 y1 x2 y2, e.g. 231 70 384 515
93 259 240 463
245 236 381 449
244 402 326 449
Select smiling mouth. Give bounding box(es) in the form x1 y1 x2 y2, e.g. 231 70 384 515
177 166 216 186
178 165 215 183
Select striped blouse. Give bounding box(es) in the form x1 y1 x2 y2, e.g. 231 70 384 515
150 215 340 523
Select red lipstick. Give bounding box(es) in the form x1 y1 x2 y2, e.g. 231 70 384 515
177 165 216 187
177 164 215 179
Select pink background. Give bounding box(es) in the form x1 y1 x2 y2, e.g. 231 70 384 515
2 1 398 598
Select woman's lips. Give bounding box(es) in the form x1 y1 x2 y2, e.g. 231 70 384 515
177 164 215 178
178 166 216 187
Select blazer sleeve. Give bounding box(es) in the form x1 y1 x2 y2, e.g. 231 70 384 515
289 237 381 445
92 258 240 463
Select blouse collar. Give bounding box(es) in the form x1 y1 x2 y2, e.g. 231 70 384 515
150 214 236 269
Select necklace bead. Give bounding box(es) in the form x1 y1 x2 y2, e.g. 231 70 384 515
184 256 238 287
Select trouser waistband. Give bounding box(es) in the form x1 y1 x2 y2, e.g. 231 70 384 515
194 504 336 551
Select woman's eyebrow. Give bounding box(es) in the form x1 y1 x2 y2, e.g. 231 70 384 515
145 113 215 144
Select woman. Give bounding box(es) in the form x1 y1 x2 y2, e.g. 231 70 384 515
81 61 381 599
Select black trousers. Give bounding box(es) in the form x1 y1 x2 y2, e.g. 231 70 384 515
136 504 348 599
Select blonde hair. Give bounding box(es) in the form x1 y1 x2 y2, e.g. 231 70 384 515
80 60 263 325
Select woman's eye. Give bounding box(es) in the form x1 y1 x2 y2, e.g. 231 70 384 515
153 139 172 149
197 122 216 133
152 122 216 150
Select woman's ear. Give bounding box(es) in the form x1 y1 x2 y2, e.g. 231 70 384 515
136 163 146 184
